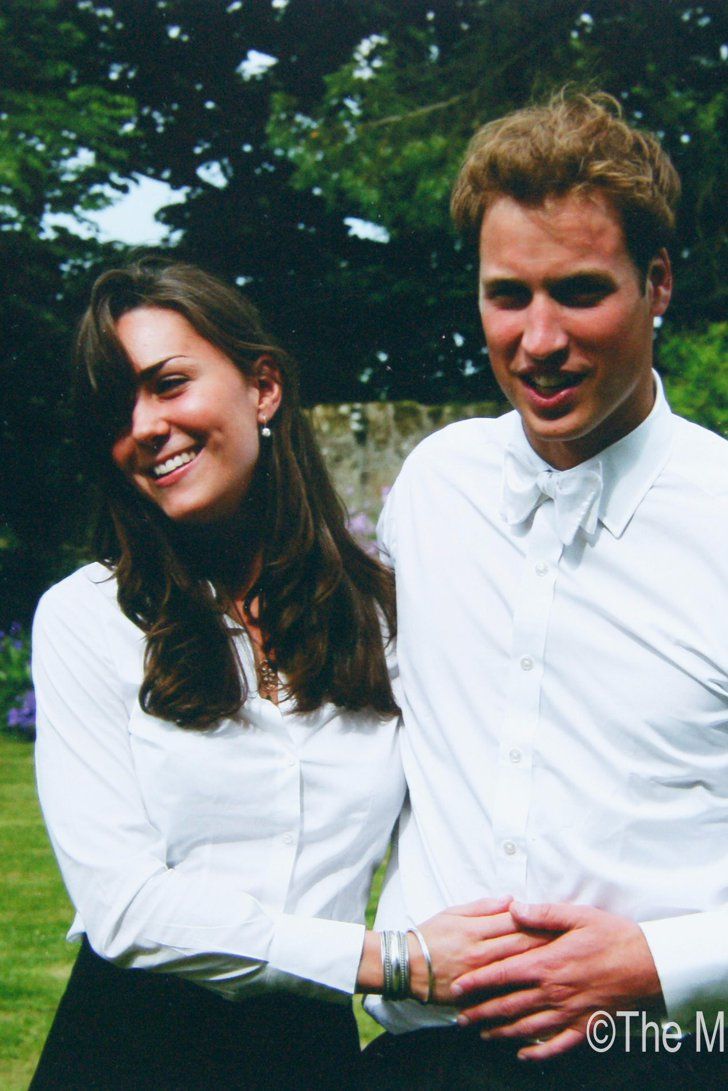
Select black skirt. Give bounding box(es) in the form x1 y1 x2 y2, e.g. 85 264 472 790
31 937 360 1090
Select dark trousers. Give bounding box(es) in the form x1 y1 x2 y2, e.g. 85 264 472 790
31 938 360 1090
355 1025 728 1090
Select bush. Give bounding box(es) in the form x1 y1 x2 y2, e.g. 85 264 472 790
660 323 728 437
1 623 34 741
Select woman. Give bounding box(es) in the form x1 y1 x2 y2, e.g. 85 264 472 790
31 258 515 1090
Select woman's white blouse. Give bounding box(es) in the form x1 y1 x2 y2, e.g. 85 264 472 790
33 563 404 1001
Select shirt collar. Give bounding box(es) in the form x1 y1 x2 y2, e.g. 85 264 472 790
507 371 674 539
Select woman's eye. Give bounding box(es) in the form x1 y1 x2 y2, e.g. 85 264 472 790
157 375 188 395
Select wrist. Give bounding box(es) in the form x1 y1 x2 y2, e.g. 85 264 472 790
356 928 434 1003
408 926 435 1003
408 930 429 1002
356 930 384 992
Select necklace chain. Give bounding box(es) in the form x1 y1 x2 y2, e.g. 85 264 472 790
256 654 279 698
236 589 279 700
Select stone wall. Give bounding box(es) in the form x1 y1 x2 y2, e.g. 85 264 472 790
308 399 505 532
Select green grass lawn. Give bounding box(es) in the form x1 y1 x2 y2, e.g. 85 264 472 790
0 735 75 1089
0 733 382 1088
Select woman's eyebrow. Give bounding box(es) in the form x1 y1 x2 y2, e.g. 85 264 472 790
136 355 189 380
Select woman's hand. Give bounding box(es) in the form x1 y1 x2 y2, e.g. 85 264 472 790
357 896 550 1001
410 896 550 1003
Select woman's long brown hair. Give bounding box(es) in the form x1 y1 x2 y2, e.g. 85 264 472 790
74 257 397 728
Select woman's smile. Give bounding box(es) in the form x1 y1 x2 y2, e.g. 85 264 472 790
149 446 202 481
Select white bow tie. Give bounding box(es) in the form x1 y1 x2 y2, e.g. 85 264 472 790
500 445 604 546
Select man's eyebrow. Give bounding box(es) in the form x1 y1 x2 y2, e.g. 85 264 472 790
481 276 526 292
548 272 615 287
481 272 615 291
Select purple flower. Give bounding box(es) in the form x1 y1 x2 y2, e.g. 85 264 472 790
347 511 376 538
9 621 22 638
346 511 380 557
6 688 36 740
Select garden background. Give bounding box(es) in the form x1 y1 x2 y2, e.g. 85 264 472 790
1 0 726 1085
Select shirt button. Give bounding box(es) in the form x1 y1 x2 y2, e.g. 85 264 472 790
503 840 517 856
286 756 297 767
509 748 522 764
282 833 294 845
535 561 548 576
520 656 534 671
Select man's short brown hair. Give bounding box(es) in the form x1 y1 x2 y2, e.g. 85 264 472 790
451 89 681 276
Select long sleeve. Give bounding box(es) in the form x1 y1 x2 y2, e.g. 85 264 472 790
640 912 728 1031
33 566 403 1000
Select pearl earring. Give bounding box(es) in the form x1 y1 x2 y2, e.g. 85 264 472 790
260 418 272 438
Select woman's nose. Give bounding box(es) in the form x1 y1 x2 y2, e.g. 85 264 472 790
130 395 169 447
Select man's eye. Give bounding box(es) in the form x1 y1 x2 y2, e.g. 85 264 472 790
554 283 612 307
485 286 530 308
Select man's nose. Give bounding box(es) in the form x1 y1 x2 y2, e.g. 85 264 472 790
521 296 569 360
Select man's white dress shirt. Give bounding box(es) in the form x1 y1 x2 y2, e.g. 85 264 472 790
33 563 404 1001
368 376 728 1033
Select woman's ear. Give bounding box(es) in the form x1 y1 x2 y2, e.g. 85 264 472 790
253 355 283 423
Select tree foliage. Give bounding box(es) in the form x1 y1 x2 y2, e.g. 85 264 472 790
80 0 400 402
1 0 138 624
269 0 727 393
66 0 727 403
661 322 728 437
0 0 725 622
0 0 135 228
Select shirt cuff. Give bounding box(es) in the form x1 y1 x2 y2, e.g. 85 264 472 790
269 914 366 994
640 910 728 1029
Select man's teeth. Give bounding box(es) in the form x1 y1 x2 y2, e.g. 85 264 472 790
530 374 578 391
152 450 198 478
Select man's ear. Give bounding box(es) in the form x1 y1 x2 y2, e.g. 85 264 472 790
648 249 673 318
253 355 283 423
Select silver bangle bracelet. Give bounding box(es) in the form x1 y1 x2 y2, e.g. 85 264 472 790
408 926 435 1004
380 929 411 1000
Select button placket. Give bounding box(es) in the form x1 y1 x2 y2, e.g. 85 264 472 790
493 506 562 892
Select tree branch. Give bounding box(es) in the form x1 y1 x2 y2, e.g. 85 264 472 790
361 93 468 130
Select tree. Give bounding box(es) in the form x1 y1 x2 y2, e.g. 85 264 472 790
268 0 727 396
661 322 728 437
2 0 725 622
0 0 135 230
0 0 136 623
77 0 404 404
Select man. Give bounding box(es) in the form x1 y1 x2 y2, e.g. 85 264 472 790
361 91 728 1087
